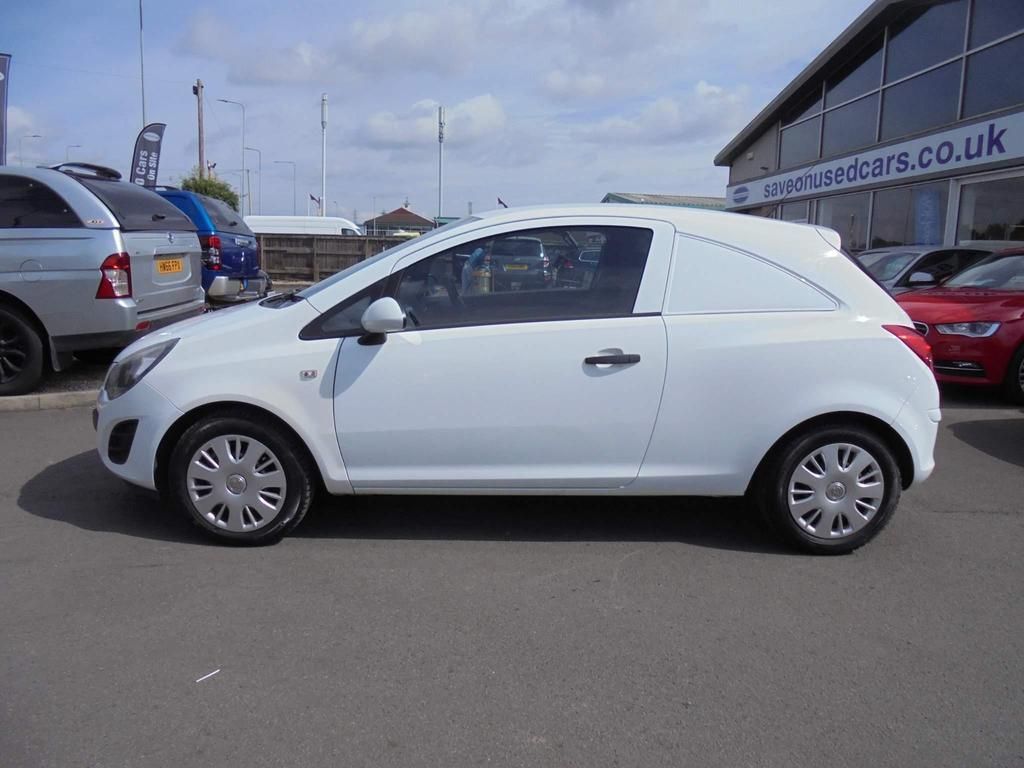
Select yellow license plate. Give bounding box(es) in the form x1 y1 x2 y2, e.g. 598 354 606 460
505 264 529 270
156 258 184 275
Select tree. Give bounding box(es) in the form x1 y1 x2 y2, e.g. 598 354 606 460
179 168 240 211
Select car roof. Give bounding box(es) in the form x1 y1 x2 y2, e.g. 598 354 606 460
0 165 123 229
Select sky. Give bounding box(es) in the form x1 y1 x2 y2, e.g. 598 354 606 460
3 0 866 222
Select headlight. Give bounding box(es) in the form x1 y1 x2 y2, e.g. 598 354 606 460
934 322 1000 338
102 339 178 400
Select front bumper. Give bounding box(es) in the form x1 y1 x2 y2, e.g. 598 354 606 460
95 380 184 491
206 274 268 301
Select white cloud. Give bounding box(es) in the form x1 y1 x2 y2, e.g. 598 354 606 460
359 94 507 150
542 70 606 102
578 81 748 146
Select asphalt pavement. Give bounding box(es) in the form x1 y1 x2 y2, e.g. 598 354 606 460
0 388 1021 768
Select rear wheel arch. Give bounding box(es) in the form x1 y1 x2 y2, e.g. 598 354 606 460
0 290 49 345
746 411 915 496
154 402 325 494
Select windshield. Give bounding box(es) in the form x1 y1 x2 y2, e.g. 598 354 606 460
944 253 1024 290
858 250 920 282
297 216 480 299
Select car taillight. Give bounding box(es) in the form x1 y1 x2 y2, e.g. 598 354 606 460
199 234 222 270
883 324 934 372
96 253 132 299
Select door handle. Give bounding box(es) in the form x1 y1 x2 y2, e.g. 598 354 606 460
584 353 640 365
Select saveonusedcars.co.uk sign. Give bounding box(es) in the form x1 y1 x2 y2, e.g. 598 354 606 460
726 109 1024 210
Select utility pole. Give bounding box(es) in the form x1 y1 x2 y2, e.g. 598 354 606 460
437 105 445 218
193 79 205 178
320 93 328 217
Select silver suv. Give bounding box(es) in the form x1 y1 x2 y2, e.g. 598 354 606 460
0 164 205 395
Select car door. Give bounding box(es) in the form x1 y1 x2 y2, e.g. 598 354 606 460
326 218 673 490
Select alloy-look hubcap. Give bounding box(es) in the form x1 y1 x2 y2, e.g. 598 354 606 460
0 320 28 384
186 435 287 532
787 443 885 540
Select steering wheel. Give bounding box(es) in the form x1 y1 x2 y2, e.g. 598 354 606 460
446 276 465 309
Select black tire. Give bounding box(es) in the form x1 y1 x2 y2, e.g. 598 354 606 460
755 426 902 555
0 304 45 396
1003 344 1024 404
168 414 316 545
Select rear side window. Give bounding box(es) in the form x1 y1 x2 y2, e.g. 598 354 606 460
199 194 252 235
667 236 835 314
78 178 195 232
0 176 81 228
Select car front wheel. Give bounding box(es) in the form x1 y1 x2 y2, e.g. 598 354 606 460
757 426 901 555
168 415 316 545
1004 344 1024 404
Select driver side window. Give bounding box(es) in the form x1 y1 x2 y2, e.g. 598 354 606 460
393 225 652 331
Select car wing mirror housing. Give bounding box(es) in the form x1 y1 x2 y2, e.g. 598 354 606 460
907 271 938 286
359 297 406 344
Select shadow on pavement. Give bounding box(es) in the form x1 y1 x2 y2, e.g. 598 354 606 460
20 451 789 555
948 419 1024 469
940 384 1021 411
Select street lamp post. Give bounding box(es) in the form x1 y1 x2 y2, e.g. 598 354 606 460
273 160 296 216
138 0 146 127
19 134 42 166
245 146 262 215
218 98 246 214
65 144 81 162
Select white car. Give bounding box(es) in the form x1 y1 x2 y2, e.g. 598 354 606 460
95 204 940 554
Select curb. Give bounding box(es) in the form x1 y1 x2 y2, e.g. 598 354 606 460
0 390 99 413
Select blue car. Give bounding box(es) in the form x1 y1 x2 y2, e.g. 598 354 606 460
155 188 269 303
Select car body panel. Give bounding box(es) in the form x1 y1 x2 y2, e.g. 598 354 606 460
96 204 939 501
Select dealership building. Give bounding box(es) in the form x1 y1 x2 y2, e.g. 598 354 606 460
717 0 1024 252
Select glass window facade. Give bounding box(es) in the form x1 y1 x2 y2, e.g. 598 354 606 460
780 202 810 223
962 34 1024 118
880 62 961 141
885 0 968 83
957 176 1024 242
816 192 871 252
822 94 878 157
779 117 820 168
782 89 822 126
871 183 949 247
969 0 1024 48
825 37 882 108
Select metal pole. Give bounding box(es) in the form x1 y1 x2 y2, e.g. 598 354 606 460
245 147 261 214
194 80 205 178
19 134 41 166
437 105 445 218
320 93 328 217
65 144 81 162
138 0 146 128
218 99 246 214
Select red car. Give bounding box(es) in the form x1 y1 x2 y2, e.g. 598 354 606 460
896 248 1024 402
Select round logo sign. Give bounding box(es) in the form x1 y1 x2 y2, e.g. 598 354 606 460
142 131 161 142
731 185 750 204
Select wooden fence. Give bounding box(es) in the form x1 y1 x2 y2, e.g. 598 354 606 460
257 234 406 282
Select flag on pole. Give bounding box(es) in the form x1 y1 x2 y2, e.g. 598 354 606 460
309 193 321 211
497 197 508 209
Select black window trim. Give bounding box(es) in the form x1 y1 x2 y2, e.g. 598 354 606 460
0 174 83 229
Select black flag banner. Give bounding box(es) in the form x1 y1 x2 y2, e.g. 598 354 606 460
130 122 166 187
0 54 10 166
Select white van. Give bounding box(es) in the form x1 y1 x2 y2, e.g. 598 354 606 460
244 215 363 236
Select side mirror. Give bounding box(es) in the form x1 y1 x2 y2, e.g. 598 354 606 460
360 297 406 334
907 271 938 286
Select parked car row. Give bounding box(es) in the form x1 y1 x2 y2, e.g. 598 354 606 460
0 163 266 395
854 243 1024 402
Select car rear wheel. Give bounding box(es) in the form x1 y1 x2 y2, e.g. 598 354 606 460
0 305 45 396
756 426 901 555
1004 345 1024 404
168 415 315 545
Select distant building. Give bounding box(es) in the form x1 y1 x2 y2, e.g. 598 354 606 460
717 0 1024 252
601 192 728 210
362 206 435 236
